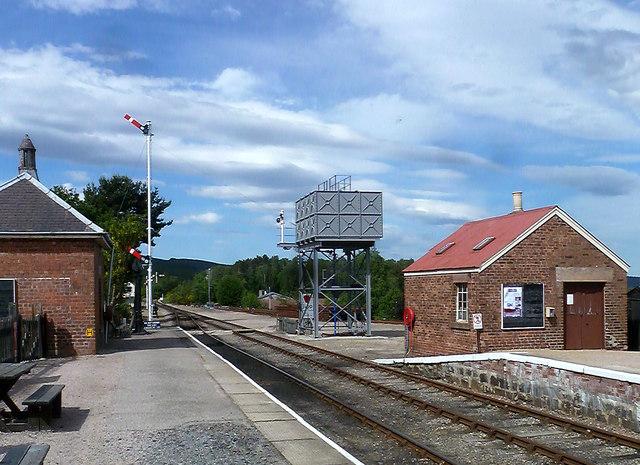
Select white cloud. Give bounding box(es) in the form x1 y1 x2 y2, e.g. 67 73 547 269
337 0 640 140
65 170 90 184
207 68 261 100
562 192 638 267
591 153 640 164
211 5 241 21
385 191 482 225
0 44 387 187
175 212 222 225
29 0 137 14
61 43 146 63
234 201 295 213
328 93 458 144
377 223 429 260
414 169 467 181
522 165 640 196
28 0 174 14
189 185 285 202
396 146 497 168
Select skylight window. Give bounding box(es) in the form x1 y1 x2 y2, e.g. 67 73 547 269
436 242 455 255
473 236 495 251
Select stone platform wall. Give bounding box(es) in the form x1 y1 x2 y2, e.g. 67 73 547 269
401 358 640 432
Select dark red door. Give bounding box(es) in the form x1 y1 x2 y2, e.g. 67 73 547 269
564 283 604 350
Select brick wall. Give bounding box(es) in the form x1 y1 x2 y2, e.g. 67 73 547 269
405 215 627 355
0 238 104 356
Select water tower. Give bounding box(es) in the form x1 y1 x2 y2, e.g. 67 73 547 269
284 175 383 337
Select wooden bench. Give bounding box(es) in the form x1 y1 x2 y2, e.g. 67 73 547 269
22 385 64 430
0 444 49 465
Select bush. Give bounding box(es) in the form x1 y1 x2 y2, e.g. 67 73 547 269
112 299 131 324
241 291 262 309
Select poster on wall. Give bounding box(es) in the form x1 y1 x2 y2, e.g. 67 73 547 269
503 286 523 318
502 283 544 329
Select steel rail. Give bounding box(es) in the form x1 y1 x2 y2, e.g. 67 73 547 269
179 311 463 465
169 305 640 452
214 323 595 465
165 304 640 460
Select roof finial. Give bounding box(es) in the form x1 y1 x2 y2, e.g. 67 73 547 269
18 134 38 181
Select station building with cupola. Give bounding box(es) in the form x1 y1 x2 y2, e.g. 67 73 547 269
0 135 111 356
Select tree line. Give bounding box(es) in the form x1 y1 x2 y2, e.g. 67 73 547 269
159 251 413 320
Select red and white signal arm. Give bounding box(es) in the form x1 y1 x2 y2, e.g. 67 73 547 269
126 246 144 261
472 313 483 330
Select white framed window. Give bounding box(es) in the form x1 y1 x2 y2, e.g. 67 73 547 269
456 283 468 322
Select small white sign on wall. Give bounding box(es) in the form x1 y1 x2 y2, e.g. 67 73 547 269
567 294 574 305
472 313 483 330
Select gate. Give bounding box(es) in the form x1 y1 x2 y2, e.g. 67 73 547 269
0 313 46 362
0 316 14 362
20 314 45 361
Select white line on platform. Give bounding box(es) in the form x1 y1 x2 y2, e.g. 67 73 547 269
181 327 366 465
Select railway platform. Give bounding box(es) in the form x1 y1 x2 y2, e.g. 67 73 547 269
0 309 358 465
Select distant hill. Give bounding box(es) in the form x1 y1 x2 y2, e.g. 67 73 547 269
153 257 226 281
629 276 640 289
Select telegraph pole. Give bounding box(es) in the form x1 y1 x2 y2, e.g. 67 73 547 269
124 114 154 322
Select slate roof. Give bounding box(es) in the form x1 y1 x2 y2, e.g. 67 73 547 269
404 205 628 274
0 173 110 247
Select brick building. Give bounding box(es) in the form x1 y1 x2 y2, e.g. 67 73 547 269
403 192 629 356
0 135 111 356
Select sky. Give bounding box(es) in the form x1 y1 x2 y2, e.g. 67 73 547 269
1 1 640 273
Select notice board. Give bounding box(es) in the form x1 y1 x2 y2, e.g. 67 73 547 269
502 283 544 329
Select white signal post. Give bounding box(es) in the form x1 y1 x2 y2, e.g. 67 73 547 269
124 114 154 322
277 210 284 243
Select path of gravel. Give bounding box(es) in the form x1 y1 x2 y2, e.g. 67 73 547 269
0 328 289 464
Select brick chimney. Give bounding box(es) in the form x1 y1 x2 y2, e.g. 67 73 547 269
18 134 39 181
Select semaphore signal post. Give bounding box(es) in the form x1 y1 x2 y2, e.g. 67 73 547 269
124 113 154 324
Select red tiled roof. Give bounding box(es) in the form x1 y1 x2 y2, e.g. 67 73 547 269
404 206 556 273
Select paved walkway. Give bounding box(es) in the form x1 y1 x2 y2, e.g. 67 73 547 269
0 314 357 465
513 348 640 376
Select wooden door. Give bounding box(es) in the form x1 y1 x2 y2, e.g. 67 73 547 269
564 283 604 350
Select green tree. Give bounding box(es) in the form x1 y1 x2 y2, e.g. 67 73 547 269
52 175 172 320
370 251 413 320
215 274 245 306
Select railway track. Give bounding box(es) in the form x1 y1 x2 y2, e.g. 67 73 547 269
161 303 640 465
